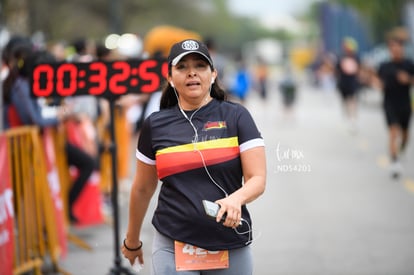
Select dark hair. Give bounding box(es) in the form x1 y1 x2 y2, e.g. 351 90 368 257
387 36 405 46
159 80 227 109
2 38 35 103
72 37 87 54
3 42 56 104
385 27 408 44
96 43 111 60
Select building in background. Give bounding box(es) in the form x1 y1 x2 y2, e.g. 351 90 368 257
319 2 372 56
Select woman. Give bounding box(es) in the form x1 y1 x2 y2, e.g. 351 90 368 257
122 39 266 274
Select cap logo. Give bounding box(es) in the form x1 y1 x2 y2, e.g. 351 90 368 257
181 40 199 51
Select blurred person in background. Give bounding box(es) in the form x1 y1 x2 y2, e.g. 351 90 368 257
316 53 337 97
94 42 115 142
68 37 95 63
254 57 269 101
63 37 100 165
49 40 68 62
279 63 297 118
2 36 95 223
205 37 227 88
335 37 361 133
65 37 99 121
376 29 414 179
230 55 251 103
2 36 62 129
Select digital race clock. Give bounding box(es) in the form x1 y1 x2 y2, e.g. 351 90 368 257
31 59 168 98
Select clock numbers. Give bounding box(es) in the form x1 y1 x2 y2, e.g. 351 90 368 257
56 63 77 96
31 59 167 98
89 62 107 95
139 60 159 93
109 61 131 94
32 64 54 97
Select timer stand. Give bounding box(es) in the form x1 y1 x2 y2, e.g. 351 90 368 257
30 58 167 274
108 98 134 275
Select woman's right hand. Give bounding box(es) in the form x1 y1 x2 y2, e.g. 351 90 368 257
121 240 144 266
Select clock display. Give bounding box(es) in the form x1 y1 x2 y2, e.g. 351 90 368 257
31 58 168 98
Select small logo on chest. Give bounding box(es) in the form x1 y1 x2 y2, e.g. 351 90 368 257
203 121 227 131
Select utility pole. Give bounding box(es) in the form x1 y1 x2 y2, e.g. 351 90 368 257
107 2 133 273
109 0 122 34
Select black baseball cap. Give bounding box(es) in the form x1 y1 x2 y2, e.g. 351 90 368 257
167 39 214 68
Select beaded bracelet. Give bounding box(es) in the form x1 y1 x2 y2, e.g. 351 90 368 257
123 239 143 251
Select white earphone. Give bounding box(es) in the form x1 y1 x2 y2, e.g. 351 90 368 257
170 77 253 244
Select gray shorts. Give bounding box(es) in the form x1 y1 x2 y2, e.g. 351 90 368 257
151 230 253 275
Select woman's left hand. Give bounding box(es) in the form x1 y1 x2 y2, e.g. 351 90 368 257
215 146 267 229
215 196 242 228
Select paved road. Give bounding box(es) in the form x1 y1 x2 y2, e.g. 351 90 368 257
60 79 414 275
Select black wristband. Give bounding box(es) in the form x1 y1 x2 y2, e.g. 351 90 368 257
123 239 143 251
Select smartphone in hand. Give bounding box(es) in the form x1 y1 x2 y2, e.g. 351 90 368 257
202 200 226 222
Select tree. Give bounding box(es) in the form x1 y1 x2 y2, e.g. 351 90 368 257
330 0 407 43
1 0 304 55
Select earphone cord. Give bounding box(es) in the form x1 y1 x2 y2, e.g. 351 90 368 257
235 220 252 245
173 86 252 244
194 126 252 244
196 149 229 197
173 86 229 197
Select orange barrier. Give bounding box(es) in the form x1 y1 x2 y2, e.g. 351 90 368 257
3 117 121 274
50 126 70 225
50 127 93 251
97 118 113 195
115 104 131 180
5 126 67 274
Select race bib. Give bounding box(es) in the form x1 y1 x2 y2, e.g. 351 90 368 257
174 241 229 271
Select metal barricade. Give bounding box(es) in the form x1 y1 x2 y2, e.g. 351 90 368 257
97 104 130 195
50 126 92 252
5 126 62 275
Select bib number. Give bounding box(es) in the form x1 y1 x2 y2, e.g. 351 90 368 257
175 241 229 271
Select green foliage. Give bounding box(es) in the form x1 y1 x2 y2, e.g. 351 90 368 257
329 0 407 43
